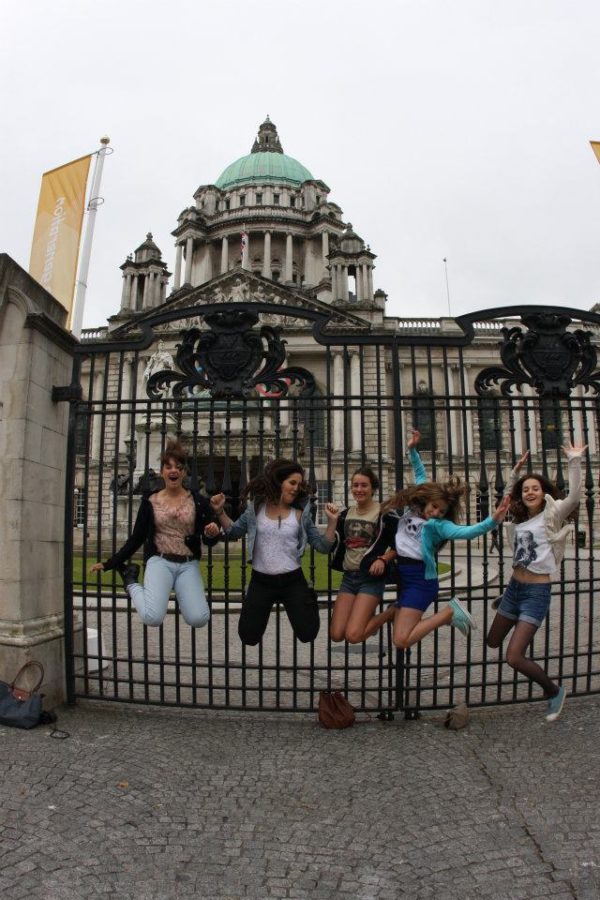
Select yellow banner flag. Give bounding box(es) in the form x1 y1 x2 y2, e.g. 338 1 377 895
590 141 600 165
29 153 92 314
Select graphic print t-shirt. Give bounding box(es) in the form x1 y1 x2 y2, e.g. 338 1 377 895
395 508 425 561
512 512 555 574
343 504 381 571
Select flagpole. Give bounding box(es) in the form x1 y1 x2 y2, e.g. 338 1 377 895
71 136 111 338
443 257 451 316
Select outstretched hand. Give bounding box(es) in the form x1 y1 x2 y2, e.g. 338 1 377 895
492 494 511 523
407 429 421 450
204 522 220 538
562 441 588 460
513 449 530 473
89 562 104 573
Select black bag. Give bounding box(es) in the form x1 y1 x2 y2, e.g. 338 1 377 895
0 661 45 729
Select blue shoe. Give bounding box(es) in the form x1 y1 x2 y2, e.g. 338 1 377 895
448 597 476 636
546 686 566 722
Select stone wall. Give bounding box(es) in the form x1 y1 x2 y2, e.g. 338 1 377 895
0 254 77 708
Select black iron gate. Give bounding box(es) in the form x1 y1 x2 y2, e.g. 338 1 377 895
60 300 600 715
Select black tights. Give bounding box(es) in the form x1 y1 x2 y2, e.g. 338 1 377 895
487 615 558 698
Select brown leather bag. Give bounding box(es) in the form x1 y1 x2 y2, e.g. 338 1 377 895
318 690 356 729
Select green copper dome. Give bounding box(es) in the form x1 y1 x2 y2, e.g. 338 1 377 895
215 152 313 189
215 117 313 189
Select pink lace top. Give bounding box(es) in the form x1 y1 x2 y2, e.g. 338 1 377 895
150 492 195 556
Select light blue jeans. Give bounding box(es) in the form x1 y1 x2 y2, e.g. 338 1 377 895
127 555 210 627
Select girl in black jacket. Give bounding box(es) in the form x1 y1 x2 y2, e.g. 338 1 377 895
90 440 219 627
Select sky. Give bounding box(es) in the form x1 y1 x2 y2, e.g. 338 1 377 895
2 0 600 330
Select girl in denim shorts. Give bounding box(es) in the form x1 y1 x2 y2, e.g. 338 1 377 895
486 442 586 722
329 467 396 644
363 431 510 649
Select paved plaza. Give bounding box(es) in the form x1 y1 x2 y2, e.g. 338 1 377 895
1 693 600 900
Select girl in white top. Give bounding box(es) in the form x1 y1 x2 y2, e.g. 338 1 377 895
486 441 586 722
211 458 339 645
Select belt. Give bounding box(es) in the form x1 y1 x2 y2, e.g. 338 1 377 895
159 553 193 563
396 555 422 565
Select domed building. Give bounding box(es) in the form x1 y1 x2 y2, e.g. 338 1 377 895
114 116 381 320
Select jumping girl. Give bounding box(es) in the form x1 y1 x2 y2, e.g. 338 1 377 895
486 442 586 722
363 430 510 648
210 459 339 645
329 466 396 644
90 439 219 627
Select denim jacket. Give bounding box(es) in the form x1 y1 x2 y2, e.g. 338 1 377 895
225 499 334 564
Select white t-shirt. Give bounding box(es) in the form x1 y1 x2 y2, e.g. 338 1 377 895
395 508 425 561
252 506 300 574
512 513 555 575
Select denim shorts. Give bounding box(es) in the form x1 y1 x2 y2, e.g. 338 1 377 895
339 569 385 599
395 562 439 612
497 578 552 627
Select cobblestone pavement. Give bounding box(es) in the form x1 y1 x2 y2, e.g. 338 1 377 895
1 696 600 899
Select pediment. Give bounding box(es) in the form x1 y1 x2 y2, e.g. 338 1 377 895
112 268 372 336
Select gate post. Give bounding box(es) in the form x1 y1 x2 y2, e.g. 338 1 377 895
0 255 77 708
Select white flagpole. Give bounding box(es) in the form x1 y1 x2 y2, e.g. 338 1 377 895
71 136 111 338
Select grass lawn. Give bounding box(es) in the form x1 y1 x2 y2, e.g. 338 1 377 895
74 554 450 592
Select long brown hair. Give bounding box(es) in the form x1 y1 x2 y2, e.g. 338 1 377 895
382 477 468 523
160 439 187 469
241 458 309 507
509 473 561 524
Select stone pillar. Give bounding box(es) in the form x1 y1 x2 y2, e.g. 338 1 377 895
321 232 329 280
174 243 183 290
120 273 130 309
0 255 77 707
221 235 229 274
332 351 344 451
142 274 149 308
342 267 349 302
130 275 138 311
303 238 311 285
285 234 293 282
448 365 459 455
355 267 363 302
362 264 370 301
204 245 213 282
262 232 272 279
349 350 361 451
184 236 193 284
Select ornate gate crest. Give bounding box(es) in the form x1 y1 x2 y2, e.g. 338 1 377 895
146 308 315 399
474 312 600 397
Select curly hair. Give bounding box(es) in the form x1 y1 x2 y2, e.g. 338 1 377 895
241 458 309 507
382 476 468 523
351 466 380 492
509 473 561 524
160 439 188 469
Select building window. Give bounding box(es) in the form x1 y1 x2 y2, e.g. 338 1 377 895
225 199 230 211
273 193 280 205
73 488 86 527
256 192 262 205
315 482 330 525
290 196 296 208
298 388 326 448
540 398 562 450
239 195 246 207
478 394 501 451
412 383 435 451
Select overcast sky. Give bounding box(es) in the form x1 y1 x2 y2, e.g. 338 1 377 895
2 0 600 329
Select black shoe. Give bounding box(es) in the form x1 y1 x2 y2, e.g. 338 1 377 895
117 563 140 588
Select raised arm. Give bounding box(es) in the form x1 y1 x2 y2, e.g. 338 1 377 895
407 429 427 485
555 443 587 521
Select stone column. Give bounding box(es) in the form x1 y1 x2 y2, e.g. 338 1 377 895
332 351 345 451
285 234 293 282
204 245 213 282
221 235 229 274
262 232 272 279
349 350 361 451
303 238 311 285
362 264 371 301
130 275 139 311
321 231 329 280
120 272 130 309
0 256 77 707
174 243 183 290
331 265 338 300
355 267 363 302
448 365 460 455
184 236 193 284
342 267 349 302
142 274 149 308
367 267 374 300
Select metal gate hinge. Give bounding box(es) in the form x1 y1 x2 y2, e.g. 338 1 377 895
52 384 83 403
